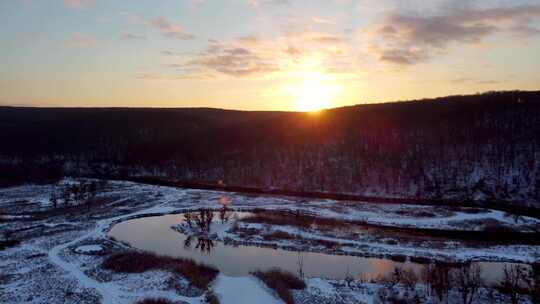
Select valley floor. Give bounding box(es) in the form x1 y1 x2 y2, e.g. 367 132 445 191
1 179 538 304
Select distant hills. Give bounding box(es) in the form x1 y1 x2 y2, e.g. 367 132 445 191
1 91 539 206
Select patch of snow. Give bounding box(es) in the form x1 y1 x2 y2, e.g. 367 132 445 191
213 275 283 304
74 245 103 253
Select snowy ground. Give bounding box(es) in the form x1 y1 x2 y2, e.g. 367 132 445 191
1 179 539 304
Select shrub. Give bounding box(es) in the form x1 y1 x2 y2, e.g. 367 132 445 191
205 291 220 304
374 266 418 290
375 285 423 304
263 230 296 241
0 239 21 250
252 268 306 304
135 298 173 304
102 251 218 290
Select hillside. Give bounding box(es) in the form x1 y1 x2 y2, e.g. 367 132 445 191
1 91 539 206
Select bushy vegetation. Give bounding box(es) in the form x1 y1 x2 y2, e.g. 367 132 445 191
0 162 63 187
252 268 306 304
49 180 108 209
135 298 174 304
371 262 540 304
204 291 220 304
262 230 296 241
102 251 219 290
0 239 21 250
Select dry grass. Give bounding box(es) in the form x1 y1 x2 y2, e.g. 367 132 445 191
252 268 306 304
102 251 218 290
263 230 296 241
241 210 348 231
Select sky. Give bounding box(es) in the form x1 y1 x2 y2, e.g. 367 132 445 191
1 0 539 111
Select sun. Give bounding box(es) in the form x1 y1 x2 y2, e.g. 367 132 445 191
289 72 343 112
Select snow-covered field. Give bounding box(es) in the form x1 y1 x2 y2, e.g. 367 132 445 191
1 179 539 304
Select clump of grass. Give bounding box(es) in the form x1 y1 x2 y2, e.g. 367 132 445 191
310 238 339 249
205 291 220 304
102 251 218 290
252 268 306 304
263 230 296 241
135 298 173 304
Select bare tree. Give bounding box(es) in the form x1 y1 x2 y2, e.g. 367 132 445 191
191 209 214 233
344 267 354 288
422 263 451 303
219 205 231 224
497 264 526 304
297 252 305 280
401 268 419 291
62 186 71 206
526 263 540 304
50 191 58 209
451 263 483 304
184 212 193 228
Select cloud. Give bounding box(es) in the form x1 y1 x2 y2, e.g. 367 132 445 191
312 17 336 25
378 48 428 65
64 0 95 9
247 0 289 7
120 32 146 41
159 29 356 79
185 43 279 77
309 33 342 44
369 4 540 65
381 14 497 47
148 17 195 40
450 77 502 85
65 32 97 48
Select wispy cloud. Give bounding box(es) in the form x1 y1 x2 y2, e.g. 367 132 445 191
121 13 195 40
247 0 289 7
158 29 355 79
148 17 195 40
120 32 146 41
65 32 97 48
368 4 540 65
64 0 95 9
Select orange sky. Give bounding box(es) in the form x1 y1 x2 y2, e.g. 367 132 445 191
1 0 540 111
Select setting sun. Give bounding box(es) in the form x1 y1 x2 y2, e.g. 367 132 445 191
286 72 343 112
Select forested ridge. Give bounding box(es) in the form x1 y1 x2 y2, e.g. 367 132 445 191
1 91 539 206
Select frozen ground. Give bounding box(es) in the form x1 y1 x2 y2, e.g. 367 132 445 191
1 179 539 304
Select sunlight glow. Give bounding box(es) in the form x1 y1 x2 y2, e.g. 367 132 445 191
285 70 343 112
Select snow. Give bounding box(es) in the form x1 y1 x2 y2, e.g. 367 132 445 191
1 179 539 304
74 245 104 253
48 225 117 304
213 275 283 304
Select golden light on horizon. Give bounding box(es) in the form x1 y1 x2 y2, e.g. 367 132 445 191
285 70 343 112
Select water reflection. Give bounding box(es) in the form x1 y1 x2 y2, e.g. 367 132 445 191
108 213 527 283
184 235 215 254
